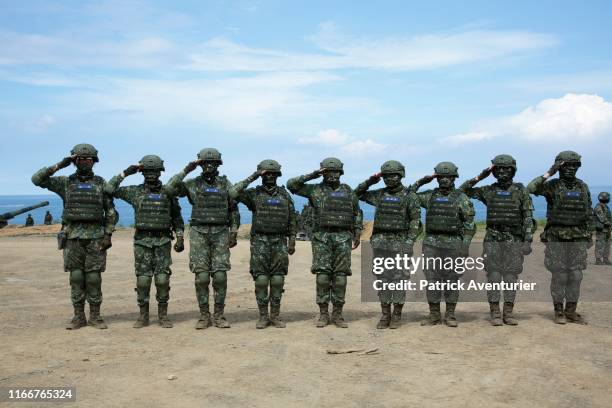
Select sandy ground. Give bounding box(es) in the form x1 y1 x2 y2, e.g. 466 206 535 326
1 227 611 408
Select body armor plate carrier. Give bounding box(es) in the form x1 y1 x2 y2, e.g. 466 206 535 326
547 182 588 226
191 180 229 226
318 187 354 229
373 193 410 232
425 191 462 234
135 192 172 231
486 186 522 227
252 188 290 234
63 177 104 222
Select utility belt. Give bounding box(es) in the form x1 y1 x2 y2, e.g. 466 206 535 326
316 226 352 233
135 229 171 237
487 224 522 233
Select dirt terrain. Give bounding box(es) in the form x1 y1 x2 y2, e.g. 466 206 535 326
1 227 611 408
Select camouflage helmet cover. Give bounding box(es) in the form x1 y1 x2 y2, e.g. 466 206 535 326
139 154 165 171
257 159 282 175
434 161 459 177
71 143 99 162
599 191 610 203
320 157 344 174
491 154 517 169
380 160 405 177
555 150 581 165
197 148 223 164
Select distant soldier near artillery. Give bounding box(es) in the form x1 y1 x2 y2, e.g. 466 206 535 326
356 160 421 329
528 151 593 324
593 192 611 265
288 158 363 328
24 214 34 227
32 144 117 330
166 148 240 329
230 160 297 329
106 155 185 328
44 210 53 225
460 154 534 326
412 162 475 327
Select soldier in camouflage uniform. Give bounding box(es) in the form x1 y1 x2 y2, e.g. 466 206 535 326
24 214 34 226
44 211 53 225
32 144 117 329
593 192 611 265
355 160 421 329
106 155 185 328
460 154 534 326
230 160 297 329
166 148 239 329
301 204 314 238
287 157 363 328
411 162 475 327
528 151 593 324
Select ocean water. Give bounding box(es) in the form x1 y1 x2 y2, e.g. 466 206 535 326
2 186 611 226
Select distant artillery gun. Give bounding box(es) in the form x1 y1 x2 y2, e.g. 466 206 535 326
0 201 49 228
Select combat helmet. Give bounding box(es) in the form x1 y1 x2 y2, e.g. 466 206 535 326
257 159 282 176
380 160 405 178
555 150 581 165
197 148 223 164
320 157 344 174
434 161 459 177
599 192 610 203
139 155 165 171
491 154 517 169
71 143 99 162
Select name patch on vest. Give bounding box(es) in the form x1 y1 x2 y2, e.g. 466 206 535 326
204 187 219 193
565 192 581 198
148 194 162 200
435 197 450 202
383 196 400 202
330 192 347 197
496 191 511 196
77 183 93 189
266 198 282 205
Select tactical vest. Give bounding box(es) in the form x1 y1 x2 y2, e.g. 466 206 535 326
425 190 462 234
547 182 588 226
318 186 354 229
63 177 104 222
373 192 410 232
252 188 290 234
190 179 229 226
486 185 522 227
593 203 611 230
135 191 172 231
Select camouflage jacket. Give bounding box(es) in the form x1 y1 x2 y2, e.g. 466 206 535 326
31 167 117 239
229 179 297 238
460 180 534 242
355 181 421 243
593 202 611 231
528 176 593 240
106 174 184 247
165 170 240 234
286 176 363 236
409 184 475 249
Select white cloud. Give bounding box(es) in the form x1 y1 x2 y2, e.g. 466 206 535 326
340 139 387 156
444 93 612 145
297 129 387 157
298 129 349 145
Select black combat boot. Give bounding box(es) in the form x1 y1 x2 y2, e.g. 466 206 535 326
256 304 270 329
66 304 87 330
489 302 503 326
195 304 212 330
331 303 348 328
158 303 173 328
269 304 286 328
377 303 391 329
445 303 458 327
553 302 567 324
213 303 230 328
88 304 107 329
133 303 149 328
421 302 442 326
595 258 603 265
503 302 518 325
389 303 403 329
316 303 330 328
564 302 587 325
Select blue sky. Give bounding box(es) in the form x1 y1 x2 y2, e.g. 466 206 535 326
1 0 611 194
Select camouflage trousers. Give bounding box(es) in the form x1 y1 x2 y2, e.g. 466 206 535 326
189 227 230 306
595 230 611 260
422 244 463 304
544 241 588 303
250 234 288 306
134 243 172 306
371 232 413 305
311 230 352 305
483 240 525 303
64 238 106 306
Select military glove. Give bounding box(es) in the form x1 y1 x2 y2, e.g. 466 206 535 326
476 166 493 181
305 169 322 181
53 156 75 172
123 164 141 177
288 237 296 255
174 236 184 252
367 173 382 185
416 174 436 188
100 234 113 251
461 243 470 257
522 242 532 255
229 231 238 248
406 244 414 258
352 234 361 250
247 171 261 183
546 160 564 178
586 238 594 249
183 160 201 174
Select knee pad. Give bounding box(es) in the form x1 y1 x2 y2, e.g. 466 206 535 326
270 275 285 289
85 272 101 286
195 272 210 286
69 269 85 285
137 275 152 289
316 274 331 287
333 275 347 289
212 271 227 285
155 273 170 287
254 275 270 290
